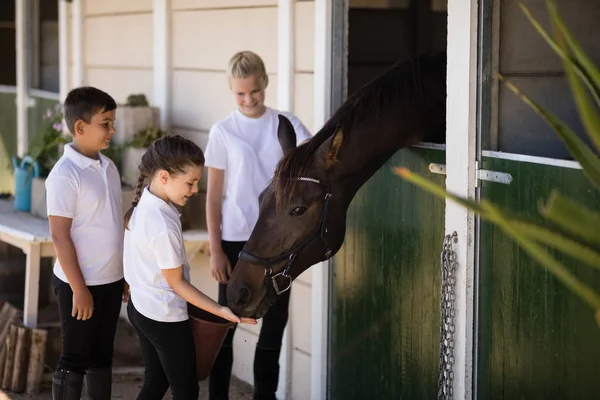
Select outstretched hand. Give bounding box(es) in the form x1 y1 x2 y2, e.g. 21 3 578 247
220 306 257 325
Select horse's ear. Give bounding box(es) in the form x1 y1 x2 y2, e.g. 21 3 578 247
324 127 344 170
277 114 297 155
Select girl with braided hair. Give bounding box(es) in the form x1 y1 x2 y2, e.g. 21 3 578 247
123 134 256 399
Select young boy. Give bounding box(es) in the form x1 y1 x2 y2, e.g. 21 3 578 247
46 86 127 400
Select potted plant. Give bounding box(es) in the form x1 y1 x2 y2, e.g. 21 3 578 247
121 126 167 187
28 104 69 218
113 94 160 150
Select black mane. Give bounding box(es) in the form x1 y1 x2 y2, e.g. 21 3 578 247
274 51 447 204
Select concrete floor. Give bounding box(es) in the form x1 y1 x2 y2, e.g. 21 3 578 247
0 372 253 399
0 304 254 400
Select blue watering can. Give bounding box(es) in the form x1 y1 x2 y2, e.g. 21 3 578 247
12 156 40 212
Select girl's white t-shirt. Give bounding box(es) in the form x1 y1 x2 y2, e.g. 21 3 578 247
123 187 191 322
204 107 312 241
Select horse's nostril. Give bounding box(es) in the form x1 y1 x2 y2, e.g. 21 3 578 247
235 286 252 308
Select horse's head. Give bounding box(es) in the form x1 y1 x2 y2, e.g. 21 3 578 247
227 115 347 318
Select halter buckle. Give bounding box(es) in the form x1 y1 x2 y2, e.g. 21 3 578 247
271 272 292 295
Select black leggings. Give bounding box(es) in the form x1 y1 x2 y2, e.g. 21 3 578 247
209 241 291 400
127 300 199 400
54 275 123 374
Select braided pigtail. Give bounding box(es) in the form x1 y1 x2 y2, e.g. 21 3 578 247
123 135 205 229
124 173 146 230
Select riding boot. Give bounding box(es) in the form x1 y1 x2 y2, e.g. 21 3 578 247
52 369 84 400
85 366 112 400
209 344 234 400
253 346 281 400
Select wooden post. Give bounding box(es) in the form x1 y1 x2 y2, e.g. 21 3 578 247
0 302 19 346
10 325 31 392
25 328 47 395
23 242 41 328
0 337 7 380
1 324 17 388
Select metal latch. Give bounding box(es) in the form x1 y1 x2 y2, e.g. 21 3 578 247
428 162 513 185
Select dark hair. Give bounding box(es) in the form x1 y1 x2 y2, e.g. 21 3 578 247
63 86 117 134
124 135 205 229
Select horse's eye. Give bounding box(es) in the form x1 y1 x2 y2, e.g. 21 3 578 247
290 206 307 216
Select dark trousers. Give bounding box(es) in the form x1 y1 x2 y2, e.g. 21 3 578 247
54 274 123 374
209 241 291 400
127 300 199 400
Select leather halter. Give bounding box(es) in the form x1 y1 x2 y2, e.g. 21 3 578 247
238 177 333 304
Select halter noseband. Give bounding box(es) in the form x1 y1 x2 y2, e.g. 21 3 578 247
238 177 333 304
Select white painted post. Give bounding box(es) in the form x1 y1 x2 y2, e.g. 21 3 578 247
445 0 479 398
153 0 170 131
312 1 333 399
16 0 29 157
277 0 294 114
276 0 294 398
58 0 69 104
71 0 83 88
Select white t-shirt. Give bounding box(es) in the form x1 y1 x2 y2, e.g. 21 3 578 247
123 187 191 322
204 107 312 241
46 143 124 286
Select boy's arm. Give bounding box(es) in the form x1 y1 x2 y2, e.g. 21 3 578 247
49 216 94 320
46 175 93 321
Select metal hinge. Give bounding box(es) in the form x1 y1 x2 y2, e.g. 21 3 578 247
428 162 513 186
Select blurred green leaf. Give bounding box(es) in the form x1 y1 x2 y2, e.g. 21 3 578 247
511 220 600 271
539 190 600 248
395 167 600 321
545 0 600 102
500 75 600 191
519 2 600 108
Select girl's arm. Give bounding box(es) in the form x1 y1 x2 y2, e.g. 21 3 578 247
206 167 232 283
161 266 256 324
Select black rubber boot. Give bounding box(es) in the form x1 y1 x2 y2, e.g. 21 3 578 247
85 367 112 400
253 347 281 400
52 369 84 400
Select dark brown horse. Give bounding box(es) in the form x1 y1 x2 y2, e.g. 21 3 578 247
227 52 447 318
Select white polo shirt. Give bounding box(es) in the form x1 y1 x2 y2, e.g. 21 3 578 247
46 143 124 286
204 107 312 241
123 187 191 322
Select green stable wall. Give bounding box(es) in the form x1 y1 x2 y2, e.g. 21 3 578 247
330 147 446 399
477 157 600 399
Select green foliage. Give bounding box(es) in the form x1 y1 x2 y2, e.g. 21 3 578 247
28 103 69 177
395 0 600 327
125 94 149 107
128 126 166 149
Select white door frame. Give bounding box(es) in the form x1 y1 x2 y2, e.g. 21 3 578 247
311 1 334 399
313 1 481 398
444 0 479 398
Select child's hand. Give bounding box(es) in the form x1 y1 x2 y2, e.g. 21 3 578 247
219 306 257 325
123 281 130 303
210 249 233 284
72 288 94 321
